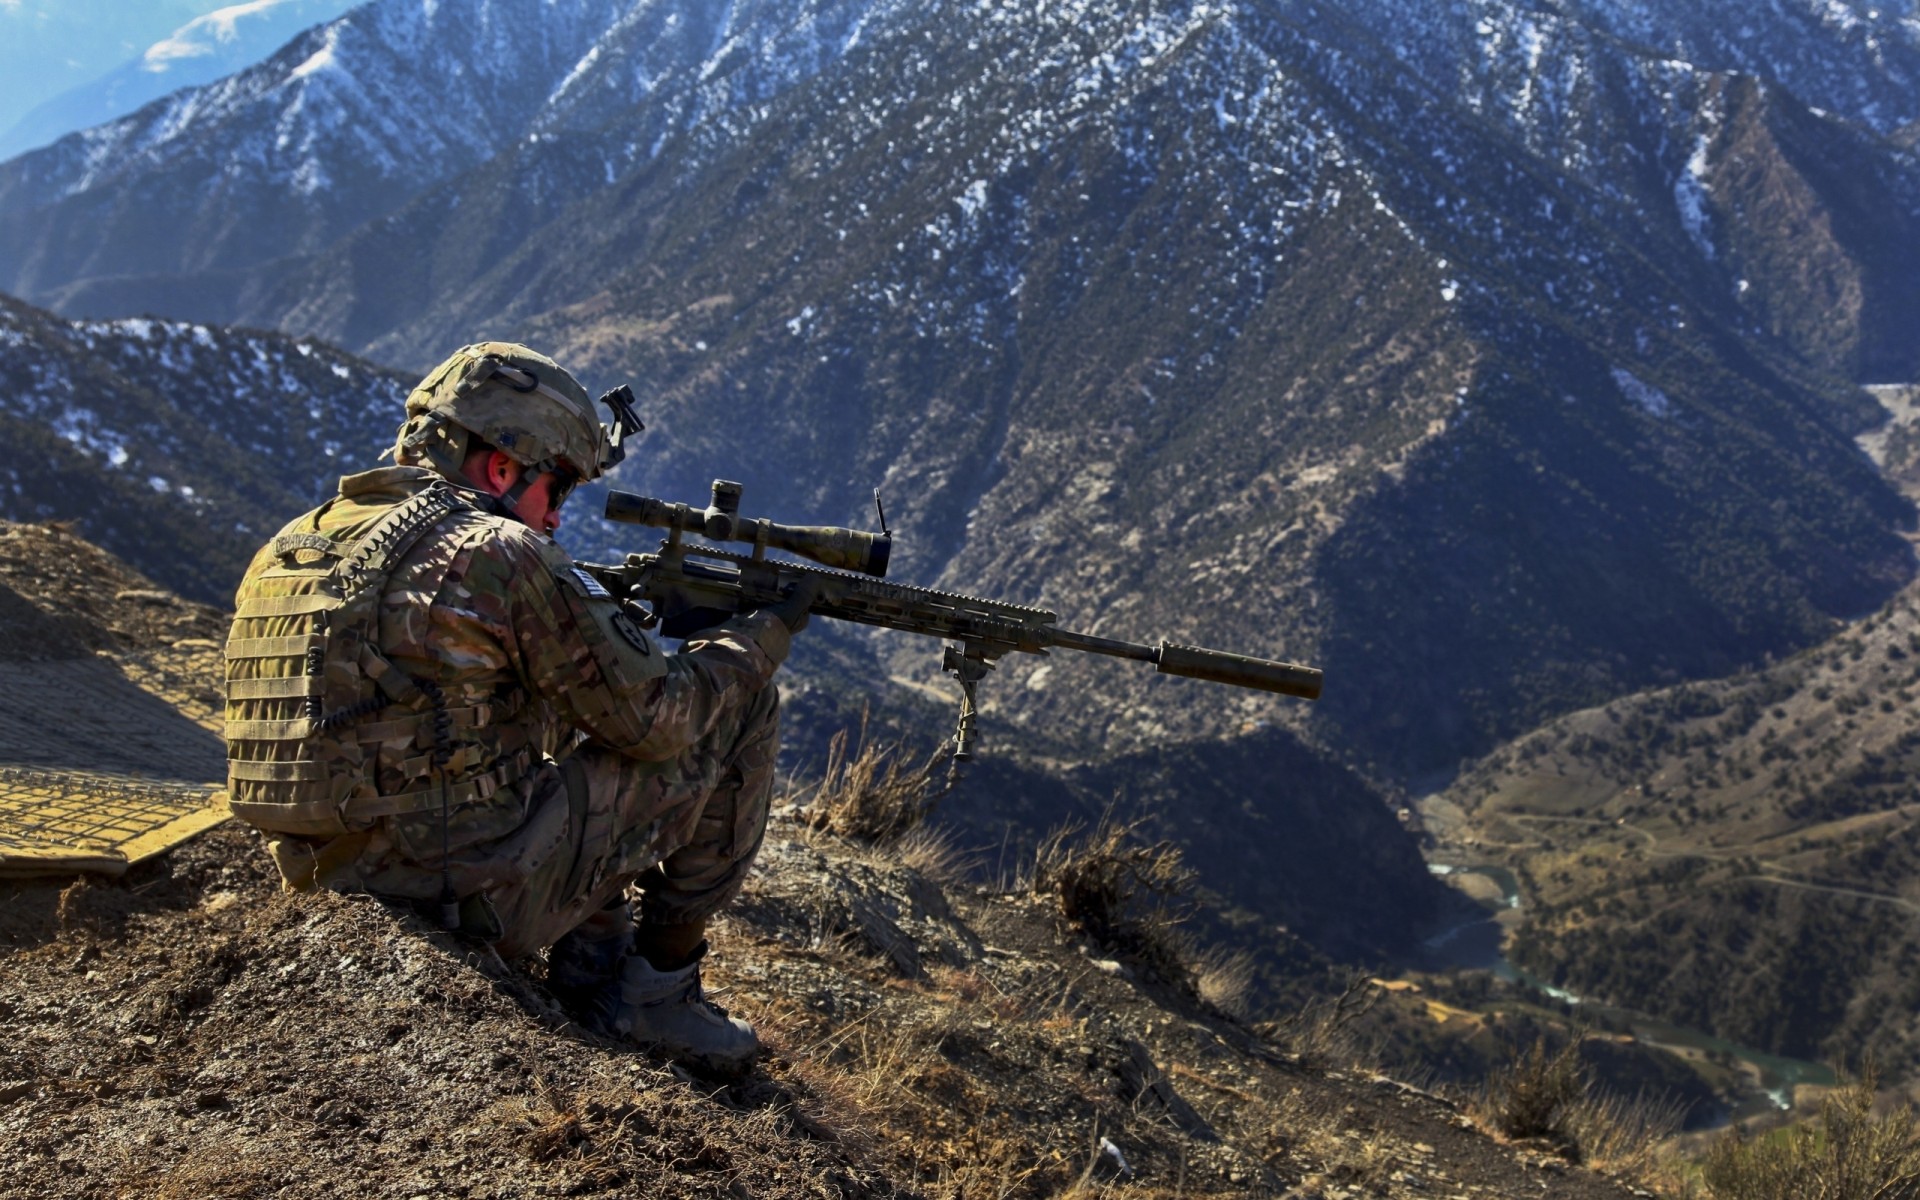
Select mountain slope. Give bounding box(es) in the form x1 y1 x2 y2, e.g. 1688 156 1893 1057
0 0 1914 783
0 0 363 162
0 293 403 603
1425 386 1920 1077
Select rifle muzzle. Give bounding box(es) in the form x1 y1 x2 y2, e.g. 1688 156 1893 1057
1155 641 1323 699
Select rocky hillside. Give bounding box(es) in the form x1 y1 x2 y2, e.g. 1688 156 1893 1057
1 818 1667 1200
0 0 1914 785
0 522 1657 1200
0 294 404 604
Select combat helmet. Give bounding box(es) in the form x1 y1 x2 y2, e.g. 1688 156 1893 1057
394 342 644 509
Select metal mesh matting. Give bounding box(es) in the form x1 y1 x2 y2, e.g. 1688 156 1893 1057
0 642 229 876
0 764 228 877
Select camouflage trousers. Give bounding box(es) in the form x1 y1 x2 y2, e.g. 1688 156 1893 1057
274 684 780 960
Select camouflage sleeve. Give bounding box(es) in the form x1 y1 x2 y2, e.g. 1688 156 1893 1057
472 525 790 762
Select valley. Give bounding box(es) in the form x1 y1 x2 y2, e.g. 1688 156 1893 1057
1417 378 1920 1102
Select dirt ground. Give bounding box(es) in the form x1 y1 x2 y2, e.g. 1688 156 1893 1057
0 817 1653 1200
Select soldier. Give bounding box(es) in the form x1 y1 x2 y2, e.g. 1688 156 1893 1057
223 342 812 1076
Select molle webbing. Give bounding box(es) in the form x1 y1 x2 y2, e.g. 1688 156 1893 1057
227 747 532 829
227 677 323 701
224 482 472 837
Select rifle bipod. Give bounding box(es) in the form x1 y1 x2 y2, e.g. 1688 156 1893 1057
940 642 1001 789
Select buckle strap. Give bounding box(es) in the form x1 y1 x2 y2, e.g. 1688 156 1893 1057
227 717 316 740
343 748 532 820
354 705 493 745
229 758 329 783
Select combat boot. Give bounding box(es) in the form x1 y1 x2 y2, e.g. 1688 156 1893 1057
612 941 760 1077
547 921 632 1036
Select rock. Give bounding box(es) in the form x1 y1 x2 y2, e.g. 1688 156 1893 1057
1113 1038 1218 1142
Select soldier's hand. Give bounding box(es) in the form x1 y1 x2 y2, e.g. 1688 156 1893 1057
764 578 820 635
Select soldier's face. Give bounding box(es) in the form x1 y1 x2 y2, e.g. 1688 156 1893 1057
468 450 570 536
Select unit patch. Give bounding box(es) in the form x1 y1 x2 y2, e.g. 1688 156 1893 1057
610 611 652 656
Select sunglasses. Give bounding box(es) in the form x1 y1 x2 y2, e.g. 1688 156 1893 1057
547 466 582 509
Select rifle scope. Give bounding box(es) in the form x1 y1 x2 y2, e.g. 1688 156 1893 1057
606 481 892 578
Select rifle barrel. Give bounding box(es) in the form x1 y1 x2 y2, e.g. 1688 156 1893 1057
1046 628 1159 663
1049 628 1323 699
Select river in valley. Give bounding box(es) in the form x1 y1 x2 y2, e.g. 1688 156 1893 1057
1423 862 1834 1116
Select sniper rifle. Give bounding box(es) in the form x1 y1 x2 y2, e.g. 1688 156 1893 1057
581 480 1321 776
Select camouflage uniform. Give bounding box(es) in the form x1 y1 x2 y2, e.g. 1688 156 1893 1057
228 464 789 959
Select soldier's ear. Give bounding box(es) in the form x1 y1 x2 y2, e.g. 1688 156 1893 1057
485 451 522 496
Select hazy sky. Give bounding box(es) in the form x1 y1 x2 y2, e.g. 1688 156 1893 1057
0 1 354 133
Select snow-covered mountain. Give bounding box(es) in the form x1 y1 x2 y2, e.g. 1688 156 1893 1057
0 293 403 603
0 0 1915 778
0 0 364 162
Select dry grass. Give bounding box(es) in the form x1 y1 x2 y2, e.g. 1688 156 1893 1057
1308 1124 1396 1192
1032 813 1198 988
1191 945 1258 1021
799 713 947 845
1566 1088 1688 1181
770 991 1074 1200
891 823 973 888
1700 1067 1920 1200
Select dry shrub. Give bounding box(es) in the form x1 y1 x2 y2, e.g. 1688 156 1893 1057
1474 1034 1683 1179
1702 1067 1920 1200
1032 813 1197 987
1480 1034 1585 1145
891 823 971 887
799 713 946 845
1257 972 1381 1070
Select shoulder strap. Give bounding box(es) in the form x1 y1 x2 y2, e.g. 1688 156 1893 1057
333 481 470 600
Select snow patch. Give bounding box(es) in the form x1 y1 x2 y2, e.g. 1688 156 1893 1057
955 179 989 221
1674 133 1715 258
289 41 338 81
1612 368 1672 419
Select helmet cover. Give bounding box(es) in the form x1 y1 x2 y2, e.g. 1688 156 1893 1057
395 342 612 480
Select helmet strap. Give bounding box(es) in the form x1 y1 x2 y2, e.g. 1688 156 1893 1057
498 457 562 517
